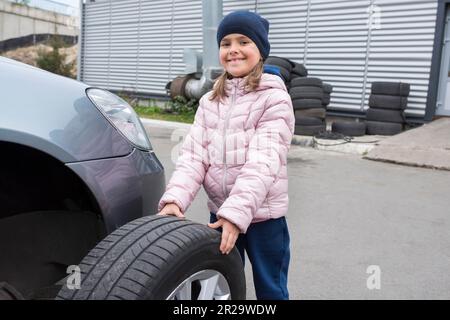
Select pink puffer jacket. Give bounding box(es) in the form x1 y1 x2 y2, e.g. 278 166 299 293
158 73 295 233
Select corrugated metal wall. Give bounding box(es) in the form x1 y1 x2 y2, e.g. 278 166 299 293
307 0 370 112
367 0 437 117
80 0 438 117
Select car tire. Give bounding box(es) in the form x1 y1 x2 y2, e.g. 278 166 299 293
289 86 324 100
292 98 323 110
331 121 366 137
366 108 405 123
370 82 410 97
295 108 326 119
265 56 293 71
277 65 291 83
294 124 326 136
368 94 407 110
290 77 323 88
323 83 333 94
366 120 403 135
322 93 330 106
56 215 246 300
291 63 308 77
289 73 304 82
295 116 324 126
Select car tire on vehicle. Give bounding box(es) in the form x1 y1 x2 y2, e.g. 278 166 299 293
56 215 246 300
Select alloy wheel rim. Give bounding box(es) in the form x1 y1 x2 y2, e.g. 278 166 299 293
166 269 231 300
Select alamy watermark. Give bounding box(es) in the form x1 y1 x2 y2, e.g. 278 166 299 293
366 265 381 290
170 127 283 176
66 265 81 290
367 5 382 30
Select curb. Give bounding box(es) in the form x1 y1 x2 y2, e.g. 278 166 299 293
291 134 384 156
140 117 192 129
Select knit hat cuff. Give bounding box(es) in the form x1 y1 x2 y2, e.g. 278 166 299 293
218 25 268 59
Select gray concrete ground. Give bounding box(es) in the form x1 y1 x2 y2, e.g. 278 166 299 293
143 120 450 300
366 118 450 171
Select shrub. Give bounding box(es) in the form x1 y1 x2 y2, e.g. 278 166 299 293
167 96 199 114
36 36 75 78
14 0 30 5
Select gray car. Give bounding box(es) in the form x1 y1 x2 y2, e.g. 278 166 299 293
0 57 245 300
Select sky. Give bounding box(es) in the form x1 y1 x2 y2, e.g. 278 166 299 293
35 0 79 7
11 0 80 16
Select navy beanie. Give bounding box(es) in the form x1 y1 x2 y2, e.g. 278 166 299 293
216 11 270 60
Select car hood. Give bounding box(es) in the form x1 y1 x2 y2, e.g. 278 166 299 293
0 57 132 163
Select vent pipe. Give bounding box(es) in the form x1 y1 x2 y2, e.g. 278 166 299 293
181 0 223 99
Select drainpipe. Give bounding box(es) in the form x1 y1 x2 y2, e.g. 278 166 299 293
77 0 84 81
179 0 223 99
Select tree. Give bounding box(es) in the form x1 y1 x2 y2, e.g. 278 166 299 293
36 36 75 78
14 0 31 5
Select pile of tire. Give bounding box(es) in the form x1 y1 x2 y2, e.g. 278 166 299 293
366 81 410 135
264 56 307 85
264 56 335 136
289 77 329 136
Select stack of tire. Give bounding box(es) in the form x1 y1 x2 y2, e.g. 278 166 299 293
289 77 328 135
329 80 366 137
366 82 410 135
288 61 308 84
264 56 307 85
264 56 335 136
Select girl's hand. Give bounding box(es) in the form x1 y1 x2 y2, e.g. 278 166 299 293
208 218 240 255
157 203 184 218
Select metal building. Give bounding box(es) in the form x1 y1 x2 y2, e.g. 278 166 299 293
78 0 450 121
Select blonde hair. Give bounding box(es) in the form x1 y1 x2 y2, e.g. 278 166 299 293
210 60 264 102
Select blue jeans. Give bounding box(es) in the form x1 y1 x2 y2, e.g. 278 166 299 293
210 213 290 300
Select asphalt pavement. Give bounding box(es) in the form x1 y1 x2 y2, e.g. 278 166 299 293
143 120 450 300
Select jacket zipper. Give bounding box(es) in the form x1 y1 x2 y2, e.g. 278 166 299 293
222 88 237 199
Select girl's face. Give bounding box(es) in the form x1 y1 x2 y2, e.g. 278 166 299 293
219 33 262 78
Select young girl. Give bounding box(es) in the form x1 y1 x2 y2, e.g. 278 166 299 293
158 10 295 300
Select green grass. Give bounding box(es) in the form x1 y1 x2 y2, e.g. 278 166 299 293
134 106 195 124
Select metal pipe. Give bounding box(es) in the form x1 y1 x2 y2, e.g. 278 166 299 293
184 0 223 99
201 0 222 70
77 0 84 81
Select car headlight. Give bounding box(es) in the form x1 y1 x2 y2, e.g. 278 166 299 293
86 88 151 150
